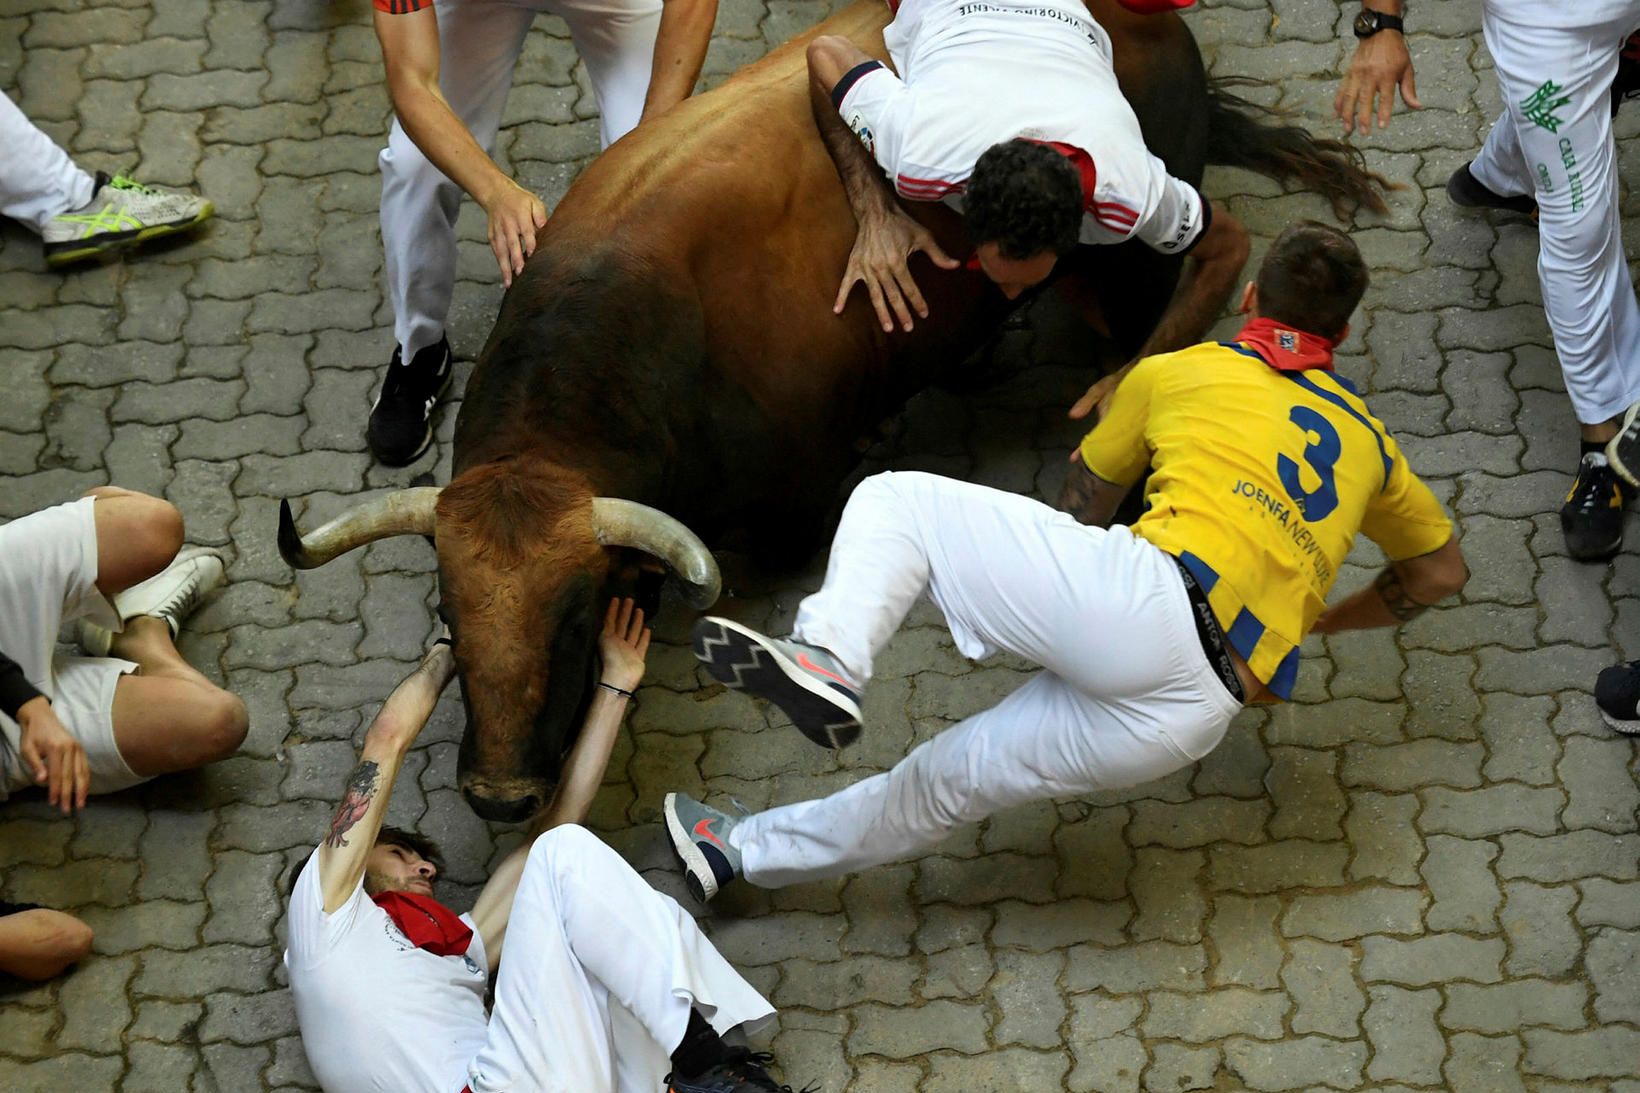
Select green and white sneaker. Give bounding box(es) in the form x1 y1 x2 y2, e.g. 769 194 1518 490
42 172 213 267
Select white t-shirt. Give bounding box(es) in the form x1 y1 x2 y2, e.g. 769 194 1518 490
836 0 1206 252
285 849 490 1093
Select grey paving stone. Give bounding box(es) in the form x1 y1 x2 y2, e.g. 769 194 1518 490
1522 1028 1640 1080
1224 1036 1367 1092
1067 1033 1146 1093
1265 747 1346 839
1443 979 1590 1034
1208 840 1348 893
1586 928 1640 1025
1558 735 1640 833
1496 831 1640 882
1130 848 1206 944
846 1000 988 1057
1444 1032 1528 1093
1142 987 1285 1042
1064 941 1206 994
1364 984 1444 1085
1282 886 1425 940
1360 934 1505 986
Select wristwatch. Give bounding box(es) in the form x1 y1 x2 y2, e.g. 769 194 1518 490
1353 9 1404 38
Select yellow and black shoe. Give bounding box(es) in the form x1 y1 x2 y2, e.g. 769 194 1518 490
42 172 213 267
1560 452 1630 562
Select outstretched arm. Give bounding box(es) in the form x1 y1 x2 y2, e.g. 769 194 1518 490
1311 537 1467 634
468 598 651 971
1334 1 1419 134
373 6 546 286
316 640 456 913
640 0 718 122
807 35 958 334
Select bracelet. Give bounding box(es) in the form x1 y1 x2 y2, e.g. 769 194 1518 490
597 681 634 699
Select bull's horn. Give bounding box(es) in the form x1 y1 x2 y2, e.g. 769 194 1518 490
278 487 442 570
591 498 721 608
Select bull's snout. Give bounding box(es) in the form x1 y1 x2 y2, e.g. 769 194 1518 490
460 773 554 823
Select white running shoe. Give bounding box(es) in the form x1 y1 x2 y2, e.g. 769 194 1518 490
43 172 213 267
78 547 224 657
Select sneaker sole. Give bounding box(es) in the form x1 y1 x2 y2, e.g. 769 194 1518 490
44 203 215 267
692 618 862 749
1600 708 1640 736
368 350 454 466
1607 402 1640 489
663 793 719 902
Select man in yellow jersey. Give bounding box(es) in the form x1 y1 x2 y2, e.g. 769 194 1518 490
662 222 1469 899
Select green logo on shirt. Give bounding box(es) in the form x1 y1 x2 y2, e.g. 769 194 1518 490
1521 80 1572 131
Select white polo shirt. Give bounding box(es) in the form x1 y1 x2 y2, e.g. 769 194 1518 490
285 849 489 1093
835 0 1207 252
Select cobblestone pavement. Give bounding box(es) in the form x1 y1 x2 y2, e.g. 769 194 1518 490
2 1 1639 1090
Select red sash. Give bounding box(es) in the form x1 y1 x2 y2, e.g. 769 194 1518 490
371 891 474 957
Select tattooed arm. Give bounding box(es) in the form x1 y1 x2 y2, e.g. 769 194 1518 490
317 641 457 913
1310 536 1468 635
1058 452 1133 529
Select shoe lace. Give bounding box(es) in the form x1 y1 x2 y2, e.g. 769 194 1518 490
723 1049 815 1093
105 174 160 196
1566 455 1622 515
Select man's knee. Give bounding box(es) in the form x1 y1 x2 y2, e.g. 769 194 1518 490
191 689 249 764
93 491 184 588
0 910 94 981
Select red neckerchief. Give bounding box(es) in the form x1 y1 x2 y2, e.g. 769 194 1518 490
964 141 1098 271
1230 317 1336 373
372 891 474 957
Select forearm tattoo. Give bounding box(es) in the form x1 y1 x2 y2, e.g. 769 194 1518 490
1374 568 1428 622
326 760 380 849
1058 459 1102 526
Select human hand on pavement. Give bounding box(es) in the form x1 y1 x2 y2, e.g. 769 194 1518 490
598 598 652 694
1335 31 1421 134
483 180 549 287
17 696 89 815
835 205 960 334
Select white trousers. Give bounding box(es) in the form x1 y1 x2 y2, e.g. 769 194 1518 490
733 472 1242 887
0 90 95 233
381 0 663 360
1471 0 1640 424
468 825 774 1093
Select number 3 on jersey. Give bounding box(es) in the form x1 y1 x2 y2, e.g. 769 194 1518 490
1277 405 1340 521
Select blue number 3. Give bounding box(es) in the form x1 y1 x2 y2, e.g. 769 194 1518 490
1277 405 1340 521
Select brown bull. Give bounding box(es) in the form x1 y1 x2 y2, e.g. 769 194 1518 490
281 0 1383 821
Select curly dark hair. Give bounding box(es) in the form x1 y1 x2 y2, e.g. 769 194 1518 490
286 826 447 898
1254 221 1369 341
963 139 1084 260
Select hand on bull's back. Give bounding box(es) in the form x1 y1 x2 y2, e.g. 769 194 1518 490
483 178 549 287
835 205 960 334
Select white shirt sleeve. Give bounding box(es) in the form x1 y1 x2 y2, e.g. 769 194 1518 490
1130 164 1207 254
284 844 369 966
835 62 913 190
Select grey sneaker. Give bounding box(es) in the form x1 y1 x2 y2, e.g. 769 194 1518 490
692 617 863 748
1607 399 1640 489
43 172 213 267
78 547 224 656
664 792 745 902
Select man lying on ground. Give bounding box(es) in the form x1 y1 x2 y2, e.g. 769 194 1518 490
666 222 1467 900
0 487 244 816
285 599 806 1093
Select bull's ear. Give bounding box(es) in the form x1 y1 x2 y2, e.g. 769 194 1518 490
590 498 720 608
278 488 442 569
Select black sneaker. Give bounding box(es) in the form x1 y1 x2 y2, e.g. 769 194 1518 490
1560 452 1630 561
367 337 453 466
668 1049 812 1093
1446 163 1538 218
1607 398 1640 489
1594 661 1640 735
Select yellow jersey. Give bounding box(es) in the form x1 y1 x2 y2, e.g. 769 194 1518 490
1079 339 1453 699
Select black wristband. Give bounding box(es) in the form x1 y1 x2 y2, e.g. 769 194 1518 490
597 681 634 699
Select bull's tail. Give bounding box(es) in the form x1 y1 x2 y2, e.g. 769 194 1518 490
1204 76 1390 217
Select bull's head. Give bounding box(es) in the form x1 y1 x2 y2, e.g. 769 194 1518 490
277 462 720 822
